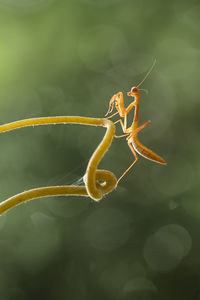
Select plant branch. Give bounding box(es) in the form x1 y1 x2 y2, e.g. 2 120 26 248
0 116 117 215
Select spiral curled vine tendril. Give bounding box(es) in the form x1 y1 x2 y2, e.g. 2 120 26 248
0 116 117 215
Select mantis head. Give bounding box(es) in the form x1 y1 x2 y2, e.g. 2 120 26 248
127 87 139 97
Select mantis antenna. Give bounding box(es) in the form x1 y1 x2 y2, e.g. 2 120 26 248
137 59 156 88
139 88 149 94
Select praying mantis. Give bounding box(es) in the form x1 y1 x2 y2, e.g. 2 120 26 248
105 61 167 183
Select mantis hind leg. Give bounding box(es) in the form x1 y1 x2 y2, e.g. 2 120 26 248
117 142 138 183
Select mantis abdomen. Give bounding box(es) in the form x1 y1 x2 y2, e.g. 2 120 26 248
132 135 167 165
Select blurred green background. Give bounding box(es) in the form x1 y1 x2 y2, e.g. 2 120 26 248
0 0 199 299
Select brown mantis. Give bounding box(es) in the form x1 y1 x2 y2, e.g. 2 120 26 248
105 61 167 183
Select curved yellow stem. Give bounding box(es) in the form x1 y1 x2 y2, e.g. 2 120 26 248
0 116 117 215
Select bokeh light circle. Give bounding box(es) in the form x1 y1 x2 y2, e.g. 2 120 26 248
151 156 194 197
182 197 200 220
0 0 56 12
124 277 157 299
81 0 123 6
143 224 192 272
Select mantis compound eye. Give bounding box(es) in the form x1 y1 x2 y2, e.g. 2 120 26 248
127 87 139 96
131 87 138 93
